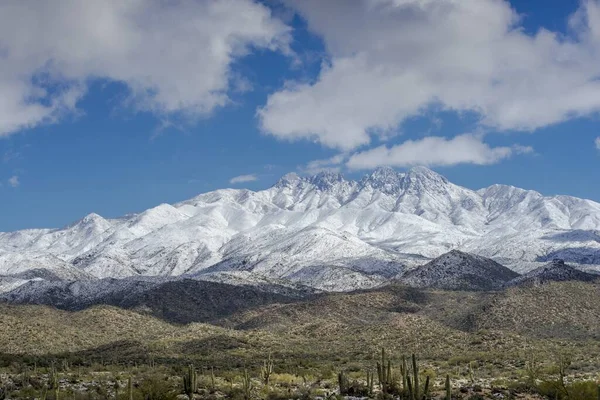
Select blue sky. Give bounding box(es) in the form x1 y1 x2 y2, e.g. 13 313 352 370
1 0 600 231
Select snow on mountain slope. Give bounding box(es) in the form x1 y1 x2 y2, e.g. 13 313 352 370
0 166 599 292
0 253 93 281
0 276 31 295
0 276 165 308
0 213 116 258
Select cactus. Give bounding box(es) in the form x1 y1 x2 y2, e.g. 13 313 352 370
366 369 374 395
183 364 197 398
374 349 433 398
395 353 430 400
377 348 394 394
469 361 475 384
261 354 274 386
48 365 59 400
114 379 120 400
338 371 349 395
412 354 420 400
128 376 133 400
242 368 253 400
22 365 31 387
401 355 408 394
210 367 215 391
445 374 451 400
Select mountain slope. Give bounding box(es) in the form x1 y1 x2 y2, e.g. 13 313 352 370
506 259 599 287
0 167 599 292
0 278 305 324
400 250 520 291
218 281 600 343
3 282 600 369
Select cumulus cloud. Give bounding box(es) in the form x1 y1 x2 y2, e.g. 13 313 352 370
8 176 19 187
230 174 258 184
596 137 600 150
259 0 600 150
346 134 528 170
302 154 346 174
0 0 290 137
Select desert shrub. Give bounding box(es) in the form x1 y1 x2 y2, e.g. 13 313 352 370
536 380 599 400
271 373 298 387
567 381 600 400
137 374 178 400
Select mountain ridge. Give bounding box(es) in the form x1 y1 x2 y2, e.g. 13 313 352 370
505 259 599 287
1 166 599 292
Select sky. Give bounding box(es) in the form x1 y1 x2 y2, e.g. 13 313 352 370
1 0 600 231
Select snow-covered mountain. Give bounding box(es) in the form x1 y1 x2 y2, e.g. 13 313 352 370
1 166 599 292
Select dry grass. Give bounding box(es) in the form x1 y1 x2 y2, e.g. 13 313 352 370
1 281 600 379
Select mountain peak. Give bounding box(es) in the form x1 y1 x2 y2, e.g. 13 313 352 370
361 166 405 195
82 213 104 222
274 172 303 188
63 212 112 235
408 165 436 174
370 166 401 179
506 259 598 287
67 213 106 228
307 171 346 190
402 250 520 291
359 165 450 196
405 166 449 184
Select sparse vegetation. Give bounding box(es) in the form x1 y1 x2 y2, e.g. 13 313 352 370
2 282 600 399
1 348 599 399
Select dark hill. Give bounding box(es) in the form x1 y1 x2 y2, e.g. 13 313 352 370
400 250 519 291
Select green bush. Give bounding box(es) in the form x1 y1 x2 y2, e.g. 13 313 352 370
537 380 599 400
138 375 178 400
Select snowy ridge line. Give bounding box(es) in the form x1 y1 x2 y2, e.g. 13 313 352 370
0 166 599 292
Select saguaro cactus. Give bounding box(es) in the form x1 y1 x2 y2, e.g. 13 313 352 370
242 368 253 400
261 354 274 386
376 348 394 394
338 371 349 395
366 369 374 395
211 367 216 391
128 376 133 400
412 354 420 400
48 365 59 400
183 364 197 398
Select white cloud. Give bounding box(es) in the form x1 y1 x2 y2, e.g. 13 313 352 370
596 137 600 150
230 174 258 184
259 0 600 150
8 176 19 187
302 154 346 174
0 0 290 137
346 134 525 170
3 150 21 163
